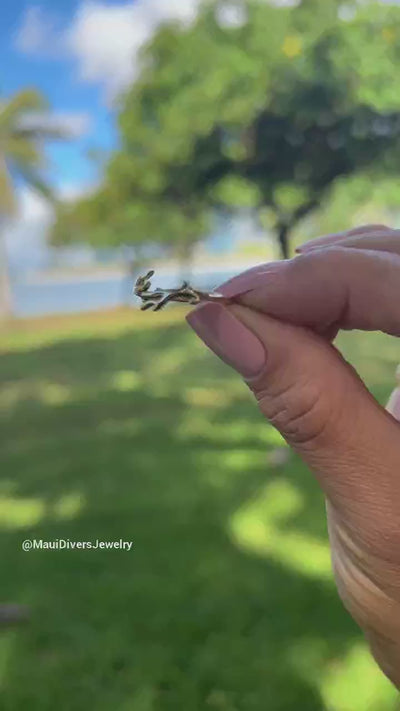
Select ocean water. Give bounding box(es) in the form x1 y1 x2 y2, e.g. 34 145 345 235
12 269 242 318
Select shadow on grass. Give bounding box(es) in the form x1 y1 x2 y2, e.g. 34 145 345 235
0 322 398 710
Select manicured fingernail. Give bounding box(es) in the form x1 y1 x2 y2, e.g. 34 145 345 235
296 242 324 253
297 232 347 252
296 244 324 253
386 387 400 419
296 244 325 253
386 366 400 420
186 302 267 378
215 262 285 299
297 242 319 252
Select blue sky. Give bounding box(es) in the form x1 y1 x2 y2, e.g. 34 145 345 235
2 0 205 194
3 0 204 267
2 0 120 191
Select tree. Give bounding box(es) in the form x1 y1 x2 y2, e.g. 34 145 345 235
51 178 210 284
0 88 69 318
53 0 400 260
51 104 212 277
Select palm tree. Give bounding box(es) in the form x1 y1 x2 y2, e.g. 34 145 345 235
0 88 68 319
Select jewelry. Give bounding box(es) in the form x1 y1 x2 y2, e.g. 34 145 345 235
134 270 231 312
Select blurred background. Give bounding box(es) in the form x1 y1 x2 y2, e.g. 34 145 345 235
2 0 400 708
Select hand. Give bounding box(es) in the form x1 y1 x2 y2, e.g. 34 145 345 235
186 224 400 688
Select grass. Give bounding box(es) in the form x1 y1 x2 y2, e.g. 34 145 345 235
0 307 399 711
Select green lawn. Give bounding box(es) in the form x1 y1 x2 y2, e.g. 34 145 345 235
0 308 399 711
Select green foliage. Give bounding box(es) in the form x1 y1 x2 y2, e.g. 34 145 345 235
0 88 49 215
211 175 261 208
330 5 400 111
53 0 400 258
0 87 73 216
273 184 311 213
0 87 72 319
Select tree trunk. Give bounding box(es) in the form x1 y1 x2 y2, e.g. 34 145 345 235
178 242 195 282
277 224 290 260
0 228 13 320
124 255 146 306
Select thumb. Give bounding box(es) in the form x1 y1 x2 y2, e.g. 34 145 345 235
187 301 400 681
186 302 400 547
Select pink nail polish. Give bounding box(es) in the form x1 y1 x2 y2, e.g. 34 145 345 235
386 366 400 420
296 244 327 254
297 232 347 252
186 302 267 379
215 262 285 299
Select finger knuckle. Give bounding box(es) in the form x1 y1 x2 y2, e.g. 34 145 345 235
256 378 331 449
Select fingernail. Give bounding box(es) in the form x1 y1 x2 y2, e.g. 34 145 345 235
215 262 285 299
296 242 325 253
386 366 400 420
296 244 324 254
386 387 400 419
297 232 347 252
186 302 267 379
295 246 318 254
296 244 322 253
297 242 318 252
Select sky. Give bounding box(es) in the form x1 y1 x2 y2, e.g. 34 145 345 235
4 0 398 270
2 0 207 269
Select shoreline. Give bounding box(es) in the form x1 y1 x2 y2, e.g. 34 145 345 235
17 256 270 286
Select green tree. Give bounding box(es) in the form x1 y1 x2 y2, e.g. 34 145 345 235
0 88 68 318
51 131 212 277
53 0 400 260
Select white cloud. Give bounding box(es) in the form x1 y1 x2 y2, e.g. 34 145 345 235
14 5 62 56
216 3 248 28
269 0 300 6
15 1 203 99
6 183 93 272
65 3 146 96
338 5 357 21
17 111 91 138
14 6 47 52
66 0 203 97
5 190 53 271
46 112 92 138
19 188 50 223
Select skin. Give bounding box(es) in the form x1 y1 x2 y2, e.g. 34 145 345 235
186 225 400 688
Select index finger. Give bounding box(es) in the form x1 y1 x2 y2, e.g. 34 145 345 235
297 224 393 252
218 247 400 336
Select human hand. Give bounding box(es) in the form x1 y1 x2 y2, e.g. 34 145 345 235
186 224 400 688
